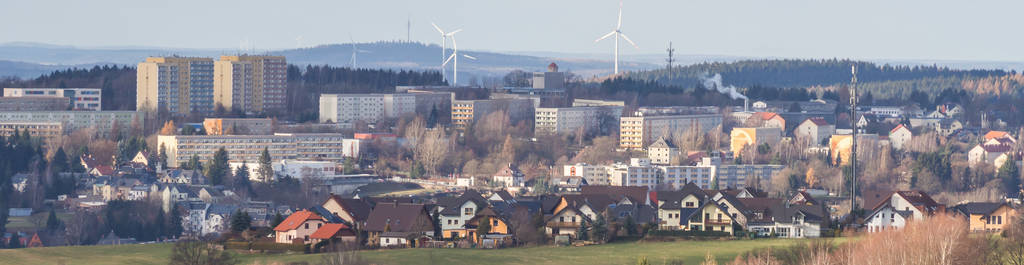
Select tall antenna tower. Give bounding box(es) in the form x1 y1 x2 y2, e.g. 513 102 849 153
849 65 858 215
407 15 412 42
666 42 675 70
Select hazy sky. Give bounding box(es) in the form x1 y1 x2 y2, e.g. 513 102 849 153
2 0 1023 61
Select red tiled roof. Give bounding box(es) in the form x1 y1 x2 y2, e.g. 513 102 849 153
984 131 1010 140
980 144 1012 153
273 210 322 232
94 166 114 176
890 124 909 134
803 117 829 126
753 112 780 121
310 223 353 239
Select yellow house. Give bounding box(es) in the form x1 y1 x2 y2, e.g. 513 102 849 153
952 202 1018 233
730 127 782 154
687 202 736 235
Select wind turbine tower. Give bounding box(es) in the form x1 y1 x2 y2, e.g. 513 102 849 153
595 0 639 74
432 23 462 84
442 32 476 85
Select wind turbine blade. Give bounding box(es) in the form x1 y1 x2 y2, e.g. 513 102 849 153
463 55 477 60
446 29 462 36
431 22 444 34
617 0 623 29
620 33 639 48
595 31 616 42
443 54 457 66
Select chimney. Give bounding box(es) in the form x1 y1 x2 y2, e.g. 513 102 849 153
744 98 749 113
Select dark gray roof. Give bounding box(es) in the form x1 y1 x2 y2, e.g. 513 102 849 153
953 202 1007 215
439 190 488 216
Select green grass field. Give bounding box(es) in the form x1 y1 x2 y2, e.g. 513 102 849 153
0 238 832 265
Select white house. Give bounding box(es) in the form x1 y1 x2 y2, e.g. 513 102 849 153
864 204 911 232
794 117 835 146
864 191 943 232
647 137 679 165
492 164 525 187
889 124 912 150
969 144 1012 168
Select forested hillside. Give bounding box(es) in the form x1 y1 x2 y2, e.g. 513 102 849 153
626 59 1023 99
0 65 136 111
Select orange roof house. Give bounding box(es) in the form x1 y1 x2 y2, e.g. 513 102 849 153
309 223 356 245
274 210 325 244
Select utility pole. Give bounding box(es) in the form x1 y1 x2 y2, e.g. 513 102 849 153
665 42 675 71
850 65 858 215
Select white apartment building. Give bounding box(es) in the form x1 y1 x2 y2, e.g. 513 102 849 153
608 158 661 188
535 105 623 135
319 92 451 127
0 111 140 137
3 88 102 111
619 114 723 149
564 157 777 190
158 133 360 167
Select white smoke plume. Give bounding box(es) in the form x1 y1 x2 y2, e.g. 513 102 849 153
700 73 748 100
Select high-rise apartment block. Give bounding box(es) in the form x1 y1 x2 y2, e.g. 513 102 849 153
619 113 723 149
213 55 287 113
137 57 215 116
319 92 452 127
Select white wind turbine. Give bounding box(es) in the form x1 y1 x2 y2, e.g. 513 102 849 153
595 0 639 75
349 34 371 68
431 22 461 84
442 32 476 86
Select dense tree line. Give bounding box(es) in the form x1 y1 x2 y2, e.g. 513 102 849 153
0 65 137 111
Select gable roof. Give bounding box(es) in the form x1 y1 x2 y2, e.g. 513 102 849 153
790 191 820 205
581 186 648 205
439 190 489 216
978 143 1012 153
310 223 353 239
364 203 430 232
273 210 323 231
952 202 1009 215
890 124 910 135
494 164 523 177
802 117 830 127
649 137 676 149
752 112 782 121
984 131 1011 140
326 195 373 222
871 191 943 213
490 190 515 202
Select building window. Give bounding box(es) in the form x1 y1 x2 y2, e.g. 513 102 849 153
464 207 473 216
305 223 309 229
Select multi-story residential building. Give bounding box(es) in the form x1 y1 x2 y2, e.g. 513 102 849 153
828 134 880 166
563 163 611 186
647 137 679 165
158 133 360 166
660 164 716 190
0 97 70 111
608 158 660 188
794 117 835 146
213 55 288 113
451 98 534 129
572 99 625 107
137 57 215 116
534 105 623 135
619 113 723 149
730 127 782 154
202 118 274 135
889 124 912 150
0 122 63 139
319 92 452 127
0 111 140 137
3 88 102 111
713 164 785 189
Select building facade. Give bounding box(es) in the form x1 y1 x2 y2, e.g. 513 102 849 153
0 97 70 111
319 92 452 127
0 111 140 137
213 55 288 113
3 88 102 111
534 105 623 135
137 57 215 116
730 127 783 154
158 133 359 166
451 98 534 129
202 118 274 135
0 122 63 139
619 114 723 149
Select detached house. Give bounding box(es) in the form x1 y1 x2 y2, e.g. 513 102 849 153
795 117 834 146
950 202 1018 233
655 183 707 230
969 143 1012 168
364 202 434 247
647 137 679 165
889 124 912 151
321 195 373 229
687 202 736 234
492 164 525 188
865 191 944 232
746 112 786 130
274 210 325 244
438 190 489 239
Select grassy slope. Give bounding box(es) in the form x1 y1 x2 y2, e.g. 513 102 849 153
0 238 829 265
